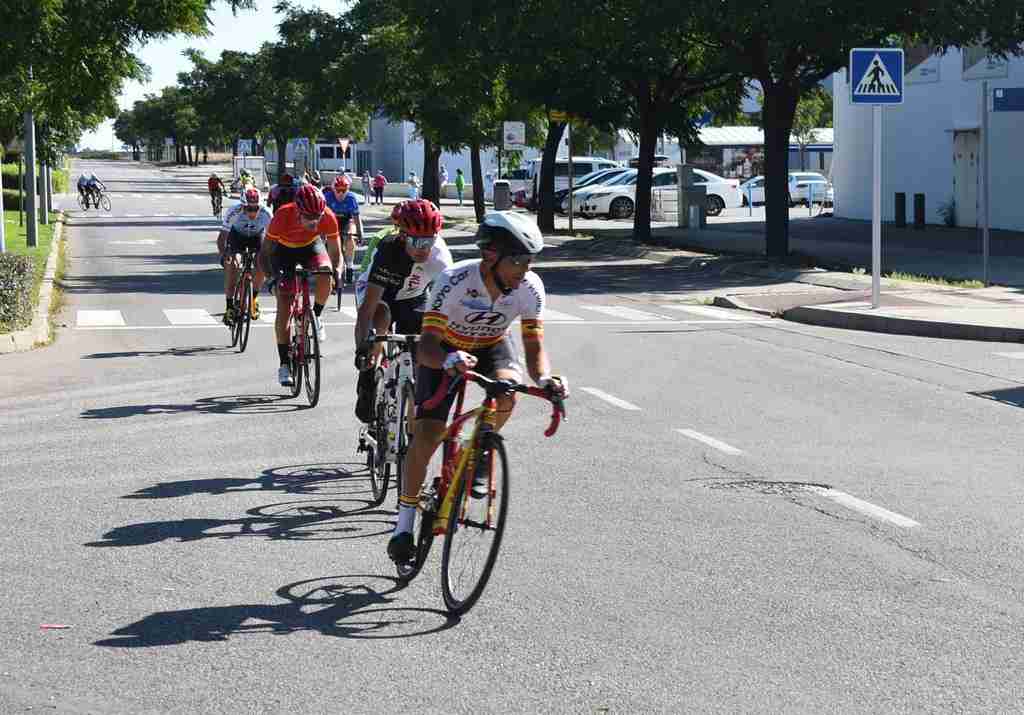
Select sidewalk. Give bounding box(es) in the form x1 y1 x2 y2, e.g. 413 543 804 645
554 217 1024 343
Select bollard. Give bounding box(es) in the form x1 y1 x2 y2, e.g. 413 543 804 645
895 192 906 228
913 193 925 229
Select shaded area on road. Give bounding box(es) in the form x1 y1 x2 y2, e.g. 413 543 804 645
95 574 457 646
64 268 224 296
124 463 373 499
83 345 233 359
80 394 301 419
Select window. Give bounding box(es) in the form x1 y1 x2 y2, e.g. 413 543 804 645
572 163 594 177
553 163 569 177
653 172 677 187
318 146 335 159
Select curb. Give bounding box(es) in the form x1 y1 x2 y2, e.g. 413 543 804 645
782 305 1024 343
712 295 778 317
0 215 64 354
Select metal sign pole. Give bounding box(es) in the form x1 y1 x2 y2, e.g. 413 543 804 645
567 121 573 234
872 104 882 309
981 80 990 286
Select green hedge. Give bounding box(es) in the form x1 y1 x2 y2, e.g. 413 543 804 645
0 253 35 331
3 163 70 192
3 188 20 211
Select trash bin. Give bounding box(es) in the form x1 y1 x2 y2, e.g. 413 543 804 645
493 180 511 210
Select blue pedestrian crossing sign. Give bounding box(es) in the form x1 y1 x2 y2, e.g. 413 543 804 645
850 48 904 104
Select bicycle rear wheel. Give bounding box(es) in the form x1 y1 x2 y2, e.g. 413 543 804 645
78 194 89 211
237 276 253 353
303 305 321 407
99 194 111 211
440 434 509 615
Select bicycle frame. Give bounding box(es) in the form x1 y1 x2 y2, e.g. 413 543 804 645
364 333 418 464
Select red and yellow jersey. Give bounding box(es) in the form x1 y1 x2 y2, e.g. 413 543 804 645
265 204 340 248
422 259 545 350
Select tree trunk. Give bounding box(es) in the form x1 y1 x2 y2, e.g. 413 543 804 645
470 140 485 222
187 145 195 165
632 83 659 243
761 83 800 257
275 134 287 180
537 120 566 232
202 147 208 164
421 135 441 205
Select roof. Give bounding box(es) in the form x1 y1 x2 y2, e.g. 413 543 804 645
697 126 833 146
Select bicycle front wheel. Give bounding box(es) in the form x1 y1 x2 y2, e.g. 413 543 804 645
78 194 89 210
288 318 303 398
367 368 389 505
237 276 253 353
99 194 111 211
440 434 509 615
303 306 321 407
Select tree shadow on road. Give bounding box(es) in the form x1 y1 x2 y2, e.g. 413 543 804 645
82 345 233 359
80 394 302 419
94 573 458 646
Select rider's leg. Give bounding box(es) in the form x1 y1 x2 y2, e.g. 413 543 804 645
343 234 356 279
274 284 292 361
396 416 447 525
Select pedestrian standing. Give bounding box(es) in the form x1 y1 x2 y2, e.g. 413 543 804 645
439 164 449 201
408 171 419 199
361 171 371 205
373 170 387 205
455 168 466 206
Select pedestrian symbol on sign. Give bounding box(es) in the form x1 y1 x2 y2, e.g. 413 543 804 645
856 54 899 95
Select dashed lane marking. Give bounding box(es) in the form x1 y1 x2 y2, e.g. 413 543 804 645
580 387 642 411
76 310 126 327
805 486 920 528
578 305 674 321
676 429 743 456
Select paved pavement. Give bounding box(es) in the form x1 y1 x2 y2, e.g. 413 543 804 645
6 160 1024 712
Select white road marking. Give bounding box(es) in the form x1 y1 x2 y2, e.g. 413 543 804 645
579 305 673 321
76 310 126 327
580 387 641 411
804 486 920 528
660 304 764 321
154 213 170 217
336 306 358 319
75 321 357 331
541 308 585 322
260 310 277 323
994 352 1024 360
163 309 216 325
676 429 743 455
108 239 159 245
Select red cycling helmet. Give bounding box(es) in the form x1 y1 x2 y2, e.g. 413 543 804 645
294 184 326 217
242 187 261 207
393 199 442 237
333 174 352 192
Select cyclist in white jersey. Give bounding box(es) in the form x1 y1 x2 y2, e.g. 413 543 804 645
387 211 569 565
218 187 272 324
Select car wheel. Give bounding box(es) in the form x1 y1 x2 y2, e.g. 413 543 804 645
608 197 634 220
705 195 725 217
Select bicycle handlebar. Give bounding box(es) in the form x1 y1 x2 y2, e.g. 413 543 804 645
422 370 566 438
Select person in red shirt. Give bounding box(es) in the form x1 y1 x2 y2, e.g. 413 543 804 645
260 184 340 387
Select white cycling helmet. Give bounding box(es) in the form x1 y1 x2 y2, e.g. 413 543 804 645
475 211 544 256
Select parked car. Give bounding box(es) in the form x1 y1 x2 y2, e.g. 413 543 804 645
556 167 632 213
692 169 742 216
525 156 621 196
577 167 741 219
739 176 765 206
627 154 673 168
739 172 833 207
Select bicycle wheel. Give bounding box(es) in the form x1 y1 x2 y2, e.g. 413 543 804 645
288 316 303 398
303 305 321 407
395 380 415 507
99 194 111 211
396 439 444 583
237 276 253 353
78 194 88 211
440 433 509 615
367 368 390 505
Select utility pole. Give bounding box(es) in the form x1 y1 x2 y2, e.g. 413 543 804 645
24 66 38 247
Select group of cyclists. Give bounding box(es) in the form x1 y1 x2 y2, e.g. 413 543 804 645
214 168 569 566
76 171 107 208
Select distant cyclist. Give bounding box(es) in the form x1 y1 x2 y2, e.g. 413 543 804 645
324 174 363 285
219 187 272 325
268 173 297 212
78 172 105 207
208 173 226 213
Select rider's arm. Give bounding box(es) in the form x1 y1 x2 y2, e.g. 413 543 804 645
354 283 384 347
419 276 454 370
519 274 550 384
416 331 447 371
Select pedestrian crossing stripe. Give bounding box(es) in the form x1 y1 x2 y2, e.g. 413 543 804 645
855 53 899 95
163 309 217 325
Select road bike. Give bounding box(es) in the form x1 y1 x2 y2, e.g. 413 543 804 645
357 332 417 507
211 191 226 218
79 189 110 211
275 265 328 407
227 243 259 353
395 370 565 615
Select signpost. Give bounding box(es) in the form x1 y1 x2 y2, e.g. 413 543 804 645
850 47 904 309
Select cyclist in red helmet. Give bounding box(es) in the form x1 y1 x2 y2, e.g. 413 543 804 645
353 199 453 422
260 183 341 387
218 187 273 325
324 173 363 285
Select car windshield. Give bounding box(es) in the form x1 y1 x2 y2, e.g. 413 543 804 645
575 170 613 187
695 170 725 183
605 171 638 186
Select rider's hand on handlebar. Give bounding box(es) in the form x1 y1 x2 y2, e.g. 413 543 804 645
443 350 477 376
539 375 569 401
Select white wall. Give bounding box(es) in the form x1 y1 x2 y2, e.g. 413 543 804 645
832 50 1024 229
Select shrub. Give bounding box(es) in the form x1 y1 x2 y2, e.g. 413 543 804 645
2 188 21 211
0 253 35 331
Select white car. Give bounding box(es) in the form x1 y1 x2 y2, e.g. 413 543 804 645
577 168 741 219
692 169 742 216
740 172 833 207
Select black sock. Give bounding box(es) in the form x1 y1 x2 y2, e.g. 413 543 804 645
314 302 324 317
277 343 289 365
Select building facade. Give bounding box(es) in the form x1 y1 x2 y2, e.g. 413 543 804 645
832 47 1024 229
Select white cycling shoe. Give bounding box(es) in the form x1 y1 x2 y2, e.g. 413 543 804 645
314 315 326 342
277 365 293 387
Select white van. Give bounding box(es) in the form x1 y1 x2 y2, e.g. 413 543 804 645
526 156 621 196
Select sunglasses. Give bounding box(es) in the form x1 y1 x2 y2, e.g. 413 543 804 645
504 254 534 267
300 212 322 222
243 205 260 213
407 235 436 250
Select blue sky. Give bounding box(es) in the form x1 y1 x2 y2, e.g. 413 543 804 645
79 0 341 150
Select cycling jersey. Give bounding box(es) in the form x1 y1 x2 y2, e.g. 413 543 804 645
221 203 272 237
208 178 224 192
324 188 359 223
358 227 398 273
356 234 453 305
269 184 297 211
265 204 340 248
422 259 545 350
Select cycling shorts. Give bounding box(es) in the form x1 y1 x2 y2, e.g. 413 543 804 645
415 336 521 422
268 238 332 292
226 227 263 257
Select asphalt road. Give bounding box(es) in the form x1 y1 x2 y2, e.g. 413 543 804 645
3 160 1024 713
